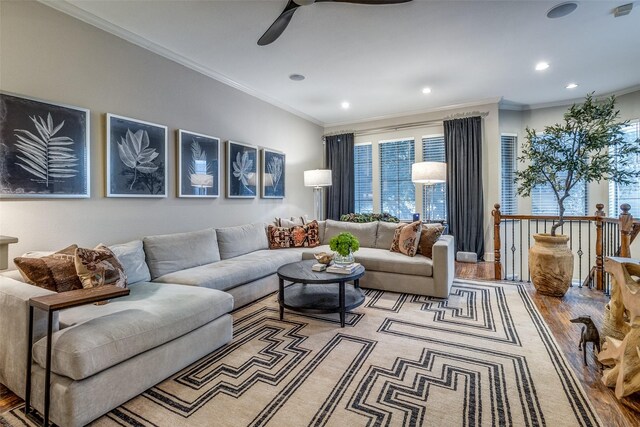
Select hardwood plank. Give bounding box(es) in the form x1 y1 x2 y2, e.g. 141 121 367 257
0 383 21 413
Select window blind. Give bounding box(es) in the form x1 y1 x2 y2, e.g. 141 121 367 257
531 178 588 216
379 139 415 220
609 121 640 216
421 136 447 221
500 135 517 215
354 143 373 213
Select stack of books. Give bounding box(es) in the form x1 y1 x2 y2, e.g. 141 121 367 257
326 263 361 274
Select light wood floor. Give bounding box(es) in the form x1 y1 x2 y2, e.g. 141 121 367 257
2 263 639 426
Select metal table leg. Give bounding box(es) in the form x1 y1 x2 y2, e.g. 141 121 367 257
279 277 284 320
24 306 34 417
339 281 345 327
43 310 53 426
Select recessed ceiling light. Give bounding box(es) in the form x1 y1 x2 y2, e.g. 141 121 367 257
566 83 578 89
341 101 350 109
422 87 432 94
289 73 305 81
535 62 550 71
547 2 578 19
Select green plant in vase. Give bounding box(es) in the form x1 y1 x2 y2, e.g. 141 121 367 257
328 232 360 266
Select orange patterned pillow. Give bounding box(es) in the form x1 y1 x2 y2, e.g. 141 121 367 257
291 220 319 248
390 221 422 257
267 225 293 249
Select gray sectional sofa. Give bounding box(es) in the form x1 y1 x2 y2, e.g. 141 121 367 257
0 219 454 426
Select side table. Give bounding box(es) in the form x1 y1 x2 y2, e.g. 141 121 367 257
24 285 130 426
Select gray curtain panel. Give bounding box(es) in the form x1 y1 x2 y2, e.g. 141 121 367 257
325 133 355 220
444 116 485 259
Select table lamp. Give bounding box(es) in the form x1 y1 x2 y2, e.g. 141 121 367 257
412 162 446 223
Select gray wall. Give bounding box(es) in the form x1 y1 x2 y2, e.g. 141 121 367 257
0 1 323 265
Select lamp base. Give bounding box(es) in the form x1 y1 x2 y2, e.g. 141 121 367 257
313 187 323 220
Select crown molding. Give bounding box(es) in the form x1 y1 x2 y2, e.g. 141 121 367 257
505 84 640 111
324 97 502 129
40 0 324 127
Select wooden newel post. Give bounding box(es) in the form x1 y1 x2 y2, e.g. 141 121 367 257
492 203 502 280
619 203 633 258
595 203 606 291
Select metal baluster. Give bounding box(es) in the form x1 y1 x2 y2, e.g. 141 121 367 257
503 220 508 280
544 219 547 233
588 220 592 288
528 220 532 282
511 219 516 281
577 220 583 288
569 220 573 287
519 220 523 282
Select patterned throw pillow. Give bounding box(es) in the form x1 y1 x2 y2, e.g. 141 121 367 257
417 225 444 258
14 245 83 293
74 245 128 290
268 225 293 249
390 221 422 257
291 220 320 248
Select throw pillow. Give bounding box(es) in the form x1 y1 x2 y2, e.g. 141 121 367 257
417 225 445 258
74 245 128 290
14 245 83 293
267 225 293 249
291 220 320 248
390 221 422 257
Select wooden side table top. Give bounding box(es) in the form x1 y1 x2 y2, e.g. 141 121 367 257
29 285 130 311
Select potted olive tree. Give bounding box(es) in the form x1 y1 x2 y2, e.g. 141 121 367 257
515 94 640 296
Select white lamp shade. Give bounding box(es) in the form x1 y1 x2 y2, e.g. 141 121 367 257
412 162 446 184
304 169 332 187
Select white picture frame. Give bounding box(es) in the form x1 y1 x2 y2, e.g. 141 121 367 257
177 129 220 198
226 140 258 198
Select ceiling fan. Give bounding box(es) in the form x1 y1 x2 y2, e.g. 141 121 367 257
258 0 413 46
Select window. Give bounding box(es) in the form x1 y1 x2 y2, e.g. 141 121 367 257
501 134 518 215
379 139 415 219
531 178 588 215
422 135 447 221
609 121 640 216
353 143 373 213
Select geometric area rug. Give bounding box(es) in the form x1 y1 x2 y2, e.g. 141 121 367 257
1 279 601 426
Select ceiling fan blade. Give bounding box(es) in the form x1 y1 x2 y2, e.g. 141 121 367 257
258 0 301 46
316 0 412 4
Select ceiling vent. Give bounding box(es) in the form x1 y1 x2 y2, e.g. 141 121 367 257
613 3 633 17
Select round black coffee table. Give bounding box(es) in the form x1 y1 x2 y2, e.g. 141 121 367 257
277 260 366 327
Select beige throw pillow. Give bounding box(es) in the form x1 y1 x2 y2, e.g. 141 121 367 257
74 245 128 290
390 221 422 257
417 225 444 258
14 245 83 293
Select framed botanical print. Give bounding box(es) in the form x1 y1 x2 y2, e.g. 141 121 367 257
0 92 90 198
226 141 257 198
261 148 285 198
106 113 167 197
177 129 220 198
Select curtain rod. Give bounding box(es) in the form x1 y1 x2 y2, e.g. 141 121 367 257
324 111 490 138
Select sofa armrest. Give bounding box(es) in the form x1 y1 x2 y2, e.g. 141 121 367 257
432 235 455 298
0 275 59 398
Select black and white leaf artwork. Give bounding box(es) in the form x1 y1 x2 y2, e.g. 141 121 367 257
14 113 78 187
189 140 212 176
117 129 159 189
233 151 255 194
267 156 283 191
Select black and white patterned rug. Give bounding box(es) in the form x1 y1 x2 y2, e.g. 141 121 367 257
2 279 601 426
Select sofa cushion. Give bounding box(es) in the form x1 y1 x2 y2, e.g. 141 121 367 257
324 219 377 248
317 220 326 244
216 223 269 260
417 224 445 258
302 245 433 277
14 245 83 293
108 240 151 284
153 249 303 291
391 221 422 257
375 221 403 249
143 228 220 279
33 282 233 381
267 225 293 249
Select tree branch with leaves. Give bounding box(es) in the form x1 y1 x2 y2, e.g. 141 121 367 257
515 93 640 236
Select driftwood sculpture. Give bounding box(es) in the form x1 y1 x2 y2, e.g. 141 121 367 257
570 316 601 366
598 257 640 399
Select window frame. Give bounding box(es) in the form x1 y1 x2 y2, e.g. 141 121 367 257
378 137 416 220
